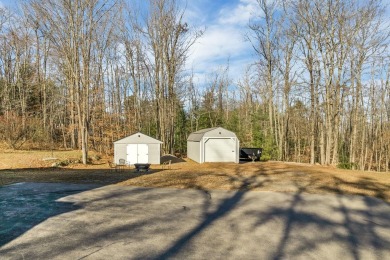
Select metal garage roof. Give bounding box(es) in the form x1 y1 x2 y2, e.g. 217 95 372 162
187 127 237 141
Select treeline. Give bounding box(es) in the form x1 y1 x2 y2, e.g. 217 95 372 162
0 0 389 171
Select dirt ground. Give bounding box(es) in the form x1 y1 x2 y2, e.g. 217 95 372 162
0 150 389 203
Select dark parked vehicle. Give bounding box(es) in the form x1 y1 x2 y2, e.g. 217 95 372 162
240 148 263 161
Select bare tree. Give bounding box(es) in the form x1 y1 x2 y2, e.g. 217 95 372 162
247 0 281 154
27 0 118 164
144 0 203 153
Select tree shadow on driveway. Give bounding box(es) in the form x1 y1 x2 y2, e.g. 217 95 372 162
1 165 389 259
0 167 162 248
245 178 390 260
151 170 281 259
152 172 390 260
154 189 246 259
0 182 99 246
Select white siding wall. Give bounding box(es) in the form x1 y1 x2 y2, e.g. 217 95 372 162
187 141 200 163
148 143 161 164
236 139 240 163
114 143 127 164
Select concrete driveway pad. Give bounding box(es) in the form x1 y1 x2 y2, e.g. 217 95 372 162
0 183 389 259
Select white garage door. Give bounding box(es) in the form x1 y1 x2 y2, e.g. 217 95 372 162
204 138 236 162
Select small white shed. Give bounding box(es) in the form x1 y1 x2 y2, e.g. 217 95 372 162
187 127 239 163
114 132 163 165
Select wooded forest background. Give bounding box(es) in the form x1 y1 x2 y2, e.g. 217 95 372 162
0 0 389 170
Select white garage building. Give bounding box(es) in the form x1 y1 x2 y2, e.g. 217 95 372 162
114 132 162 165
187 127 239 163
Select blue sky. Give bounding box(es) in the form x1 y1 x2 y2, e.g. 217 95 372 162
1 0 389 85
185 0 257 83
0 0 257 84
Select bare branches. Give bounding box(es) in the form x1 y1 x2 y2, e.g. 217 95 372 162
0 0 389 171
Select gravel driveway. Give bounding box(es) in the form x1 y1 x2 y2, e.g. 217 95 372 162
1 183 389 259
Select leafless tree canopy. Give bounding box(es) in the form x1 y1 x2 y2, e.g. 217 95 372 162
0 0 389 171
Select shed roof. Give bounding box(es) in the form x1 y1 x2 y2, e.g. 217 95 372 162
187 127 237 142
114 132 163 144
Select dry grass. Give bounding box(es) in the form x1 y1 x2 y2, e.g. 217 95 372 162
0 150 389 202
0 149 86 169
119 160 390 202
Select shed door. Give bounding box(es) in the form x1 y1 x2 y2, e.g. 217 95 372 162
127 144 149 164
137 144 149 163
127 144 138 164
204 138 235 162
